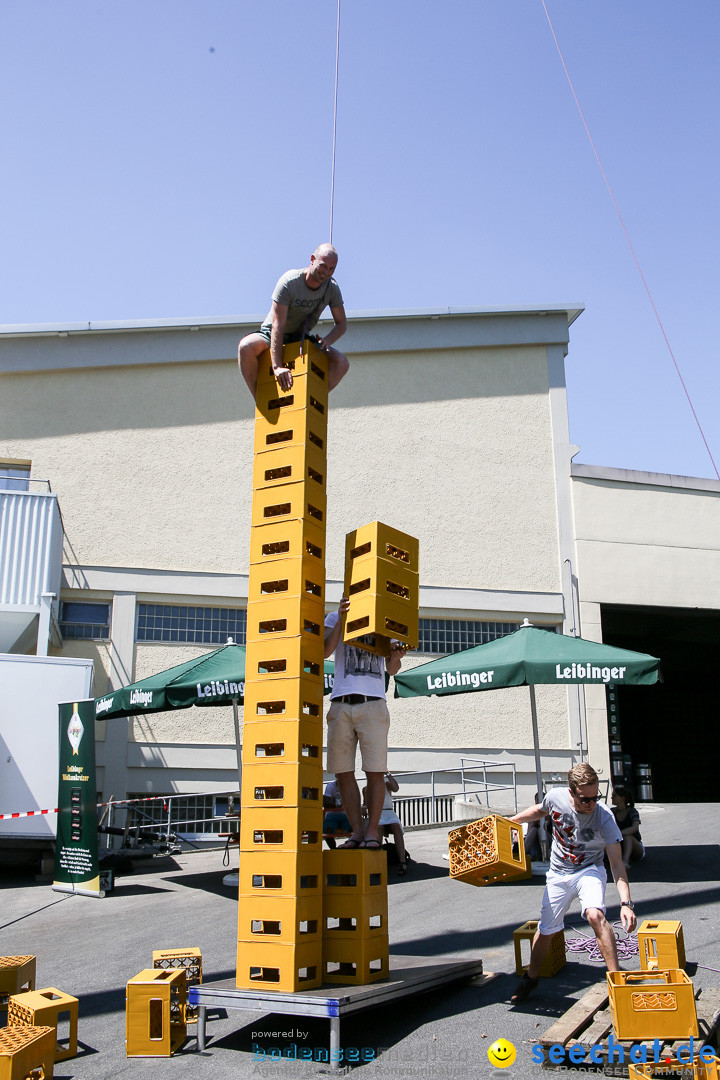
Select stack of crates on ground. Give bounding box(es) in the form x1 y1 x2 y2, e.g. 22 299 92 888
448 814 529 886
513 920 566 978
637 920 686 971
343 522 419 656
8 986 79 1062
606 970 699 1041
322 848 389 985
237 340 329 992
152 948 202 1023
126 968 187 1057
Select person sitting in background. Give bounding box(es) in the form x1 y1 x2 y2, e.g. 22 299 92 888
611 784 644 870
362 772 408 875
323 779 352 849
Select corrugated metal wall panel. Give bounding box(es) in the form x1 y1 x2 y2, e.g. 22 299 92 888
0 493 63 606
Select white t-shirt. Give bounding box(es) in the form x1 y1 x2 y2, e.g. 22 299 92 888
325 612 387 700
542 787 622 874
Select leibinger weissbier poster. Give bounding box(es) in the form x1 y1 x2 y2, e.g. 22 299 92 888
53 699 103 897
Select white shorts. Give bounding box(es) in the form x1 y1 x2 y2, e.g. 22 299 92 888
538 864 607 935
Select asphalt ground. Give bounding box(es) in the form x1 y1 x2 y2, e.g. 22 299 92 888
0 802 718 1080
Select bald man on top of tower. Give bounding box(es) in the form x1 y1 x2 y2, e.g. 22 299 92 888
238 243 350 399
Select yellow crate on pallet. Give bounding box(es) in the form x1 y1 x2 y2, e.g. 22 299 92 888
240 759 323 809
251 481 327 529
8 987 78 1063
245 636 324 685
513 921 566 977
238 849 323 899
247 556 325 607
323 892 388 941
152 950 201 1025
250 516 325 567
252 440 327 493
630 1055 720 1080
242 717 323 766
323 849 387 895
126 968 186 1057
345 521 419 575
238 894 322 945
0 1025 55 1080
236 939 322 992
245 593 325 644
448 814 529 886
0 956 35 1009
638 920 686 971
242 676 325 724
323 935 389 986
240 805 323 852
607 970 698 1041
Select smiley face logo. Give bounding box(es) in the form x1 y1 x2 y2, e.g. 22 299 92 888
488 1038 517 1068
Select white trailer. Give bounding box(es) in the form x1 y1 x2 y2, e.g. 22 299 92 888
0 654 94 844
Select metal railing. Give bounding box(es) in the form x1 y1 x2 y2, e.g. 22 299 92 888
391 758 518 826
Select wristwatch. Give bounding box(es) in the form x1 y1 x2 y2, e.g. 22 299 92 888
621 901 635 911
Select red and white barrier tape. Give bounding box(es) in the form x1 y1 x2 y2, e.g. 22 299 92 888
0 792 175 821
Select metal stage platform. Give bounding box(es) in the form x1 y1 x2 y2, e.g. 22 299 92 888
190 957 493 1068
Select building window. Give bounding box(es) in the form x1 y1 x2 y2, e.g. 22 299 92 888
0 464 31 492
136 603 247 645
59 601 111 640
418 618 520 655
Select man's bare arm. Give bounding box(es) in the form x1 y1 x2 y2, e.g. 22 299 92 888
316 304 347 350
510 803 546 825
270 301 292 390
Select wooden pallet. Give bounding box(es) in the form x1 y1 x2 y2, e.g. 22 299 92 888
538 984 720 1075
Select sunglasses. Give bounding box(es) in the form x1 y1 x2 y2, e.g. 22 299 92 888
572 792 600 804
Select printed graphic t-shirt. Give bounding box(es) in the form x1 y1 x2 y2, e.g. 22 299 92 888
261 269 343 339
542 787 622 874
325 611 387 700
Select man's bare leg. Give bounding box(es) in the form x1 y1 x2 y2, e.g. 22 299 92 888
587 908 620 971
335 772 364 845
325 346 350 391
363 772 386 846
238 333 270 399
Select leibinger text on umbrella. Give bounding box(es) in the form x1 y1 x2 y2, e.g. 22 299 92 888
426 670 495 690
129 690 153 707
197 680 245 699
555 663 627 683
96 697 114 715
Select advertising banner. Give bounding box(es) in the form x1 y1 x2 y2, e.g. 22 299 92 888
52 699 103 898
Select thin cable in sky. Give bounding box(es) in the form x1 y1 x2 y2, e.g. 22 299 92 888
329 0 341 244
540 0 719 480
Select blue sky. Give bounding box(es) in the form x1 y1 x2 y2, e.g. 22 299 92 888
2 1 718 478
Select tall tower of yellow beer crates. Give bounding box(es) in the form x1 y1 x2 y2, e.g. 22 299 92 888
237 341 329 991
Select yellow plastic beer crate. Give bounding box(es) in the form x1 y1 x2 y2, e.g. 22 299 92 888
0 1025 55 1080
245 594 324 644
323 893 388 940
345 556 418 607
0 956 35 1009
606 970 698 1041
323 849 387 895
237 894 322 945
252 440 326 493
448 814 530 886
152 949 201 1024
638 920 686 971
250 481 326 528
344 589 418 650
126 968 186 1057
255 369 328 426
323 936 389 986
239 805 323 852
255 339 329 385
8 986 79 1062
513 921 566 977
238 849 323 898
247 555 324 607
242 675 325 723
253 405 327 458
250 517 325 567
242 717 323 766
345 522 419 575
240 760 323 809
236 940 322 992
245 635 324 684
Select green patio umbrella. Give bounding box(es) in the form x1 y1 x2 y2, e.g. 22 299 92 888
394 621 660 796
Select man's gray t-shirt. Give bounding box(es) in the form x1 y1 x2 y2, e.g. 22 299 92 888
542 788 622 874
260 269 343 340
